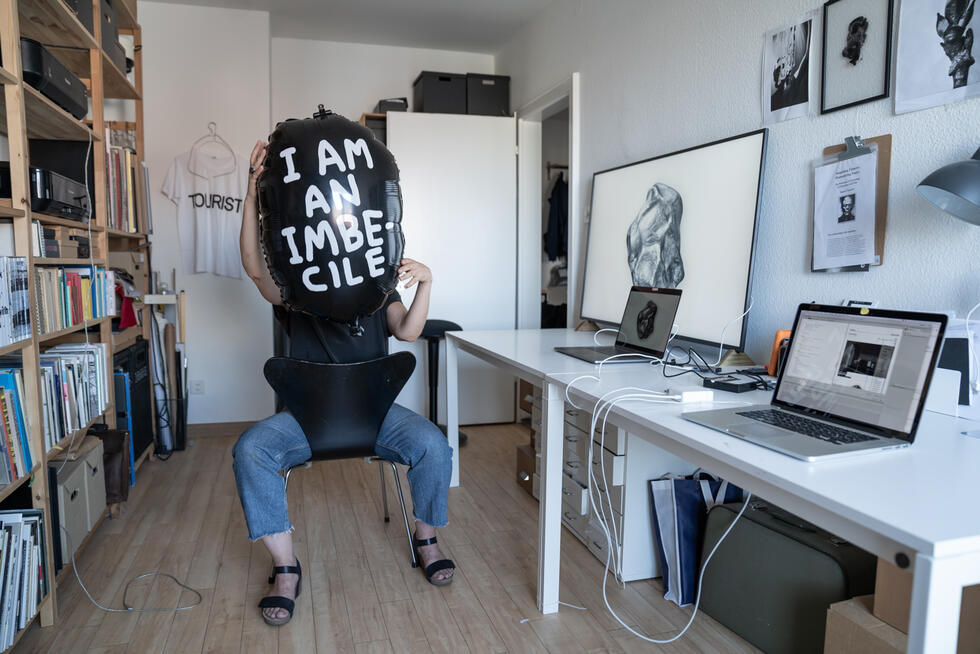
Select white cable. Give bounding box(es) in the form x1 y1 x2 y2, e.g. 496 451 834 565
558 601 587 611
708 298 754 367
593 328 617 346
966 300 980 393
62 524 202 613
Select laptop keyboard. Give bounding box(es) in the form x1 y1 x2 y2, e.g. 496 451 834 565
736 410 877 445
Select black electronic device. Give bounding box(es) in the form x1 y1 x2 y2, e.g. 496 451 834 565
29 139 97 213
0 162 90 220
20 38 88 120
66 0 95 34
703 375 759 393
114 340 154 461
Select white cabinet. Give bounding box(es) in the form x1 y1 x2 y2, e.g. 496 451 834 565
386 112 517 424
529 385 696 581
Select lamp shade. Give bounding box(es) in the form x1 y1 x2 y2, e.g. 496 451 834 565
917 147 980 226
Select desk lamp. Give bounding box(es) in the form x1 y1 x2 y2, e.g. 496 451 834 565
917 147 980 225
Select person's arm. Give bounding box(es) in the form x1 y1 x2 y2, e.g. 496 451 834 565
241 140 282 305
387 258 431 342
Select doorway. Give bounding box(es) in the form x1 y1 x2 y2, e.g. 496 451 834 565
516 73 581 330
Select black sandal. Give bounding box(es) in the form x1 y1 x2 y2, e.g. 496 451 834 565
413 534 455 587
259 558 302 626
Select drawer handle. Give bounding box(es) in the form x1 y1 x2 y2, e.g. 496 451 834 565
565 435 578 443
563 511 576 520
561 488 572 496
70 490 79 501
566 462 580 469
91 467 99 476
592 540 604 549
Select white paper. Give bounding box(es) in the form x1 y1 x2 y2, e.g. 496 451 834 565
763 13 817 124
895 0 980 114
812 150 877 270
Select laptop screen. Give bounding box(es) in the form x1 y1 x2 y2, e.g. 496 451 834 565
615 287 682 356
774 306 947 439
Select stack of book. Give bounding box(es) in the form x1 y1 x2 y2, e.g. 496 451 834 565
0 367 34 485
0 510 48 648
0 257 31 347
34 266 116 336
106 146 143 233
39 343 109 452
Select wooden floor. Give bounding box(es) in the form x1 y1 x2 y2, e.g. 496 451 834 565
13 422 761 654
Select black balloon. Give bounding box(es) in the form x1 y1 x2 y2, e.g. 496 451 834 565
257 106 404 333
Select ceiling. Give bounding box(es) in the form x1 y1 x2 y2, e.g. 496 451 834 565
151 0 554 52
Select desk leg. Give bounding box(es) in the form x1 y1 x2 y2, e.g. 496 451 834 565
537 380 563 614
447 337 460 488
906 551 980 653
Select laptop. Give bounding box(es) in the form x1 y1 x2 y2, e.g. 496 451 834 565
683 304 948 461
555 286 682 364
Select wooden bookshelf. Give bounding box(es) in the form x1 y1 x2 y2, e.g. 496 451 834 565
0 463 41 504
45 412 108 460
112 325 141 353
0 85 100 141
0 338 31 357
31 213 102 230
37 316 111 343
18 0 97 49
106 228 145 239
0 0 151 631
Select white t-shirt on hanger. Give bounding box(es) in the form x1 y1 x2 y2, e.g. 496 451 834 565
162 142 247 279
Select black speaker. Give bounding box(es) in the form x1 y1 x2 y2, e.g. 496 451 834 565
114 340 154 460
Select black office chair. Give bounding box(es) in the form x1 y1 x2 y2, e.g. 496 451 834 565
264 352 419 567
421 319 468 446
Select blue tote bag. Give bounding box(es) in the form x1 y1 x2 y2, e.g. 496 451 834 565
649 471 743 606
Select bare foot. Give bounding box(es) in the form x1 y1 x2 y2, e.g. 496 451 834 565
263 559 299 622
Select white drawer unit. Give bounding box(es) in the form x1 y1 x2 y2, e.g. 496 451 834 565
560 472 589 514
590 445 625 487
561 501 589 541
593 423 627 456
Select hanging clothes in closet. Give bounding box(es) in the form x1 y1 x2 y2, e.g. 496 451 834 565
162 123 247 279
544 172 568 261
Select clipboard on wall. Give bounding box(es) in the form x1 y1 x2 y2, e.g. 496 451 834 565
816 134 892 271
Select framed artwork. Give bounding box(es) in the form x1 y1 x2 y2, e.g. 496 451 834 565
821 0 895 113
895 0 979 114
579 130 768 351
763 14 817 123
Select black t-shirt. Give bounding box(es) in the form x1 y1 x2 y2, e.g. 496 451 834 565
274 291 402 364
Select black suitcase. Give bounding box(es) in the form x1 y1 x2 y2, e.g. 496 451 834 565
699 501 876 654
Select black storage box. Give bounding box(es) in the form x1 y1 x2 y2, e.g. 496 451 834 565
66 0 95 35
20 38 88 120
374 97 407 113
363 115 387 145
106 39 126 74
413 71 466 114
101 0 119 52
466 73 510 116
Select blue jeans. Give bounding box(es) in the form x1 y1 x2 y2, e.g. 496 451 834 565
232 404 452 540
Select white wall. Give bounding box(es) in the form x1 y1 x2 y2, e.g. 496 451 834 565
496 0 980 364
140 1 273 424
271 38 494 122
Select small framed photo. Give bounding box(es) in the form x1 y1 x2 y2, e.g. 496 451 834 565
821 0 894 113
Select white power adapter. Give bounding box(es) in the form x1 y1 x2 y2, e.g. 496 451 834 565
667 386 715 403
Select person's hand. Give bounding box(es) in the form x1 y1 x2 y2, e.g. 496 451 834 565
397 258 431 288
247 140 267 200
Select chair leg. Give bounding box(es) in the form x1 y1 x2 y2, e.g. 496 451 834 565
388 461 418 568
379 462 390 523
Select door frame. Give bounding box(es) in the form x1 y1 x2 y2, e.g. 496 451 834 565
516 72 581 330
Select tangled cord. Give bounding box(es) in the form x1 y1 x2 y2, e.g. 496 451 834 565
62 524 202 613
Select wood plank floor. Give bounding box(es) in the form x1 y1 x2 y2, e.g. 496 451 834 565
14 422 761 653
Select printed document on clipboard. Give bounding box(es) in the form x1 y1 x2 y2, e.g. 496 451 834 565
812 140 878 271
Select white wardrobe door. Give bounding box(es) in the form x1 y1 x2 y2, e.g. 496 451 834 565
387 112 517 424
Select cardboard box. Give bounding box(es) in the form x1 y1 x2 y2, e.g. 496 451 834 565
873 557 980 653
515 444 534 497
824 595 905 654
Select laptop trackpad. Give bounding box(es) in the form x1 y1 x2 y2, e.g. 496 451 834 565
728 423 792 441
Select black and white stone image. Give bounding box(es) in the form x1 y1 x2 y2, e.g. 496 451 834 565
636 301 658 340
937 0 975 88
842 16 869 65
626 183 684 289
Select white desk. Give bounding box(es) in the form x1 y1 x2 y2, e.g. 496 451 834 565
446 329 980 654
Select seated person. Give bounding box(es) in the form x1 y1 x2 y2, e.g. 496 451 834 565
234 141 454 627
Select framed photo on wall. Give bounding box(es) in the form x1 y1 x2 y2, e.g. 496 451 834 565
821 0 894 113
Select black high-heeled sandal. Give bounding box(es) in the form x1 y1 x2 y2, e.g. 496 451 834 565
259 558 302 626
413 534 455 587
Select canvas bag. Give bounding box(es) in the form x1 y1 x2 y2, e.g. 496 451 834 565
649 470 743 606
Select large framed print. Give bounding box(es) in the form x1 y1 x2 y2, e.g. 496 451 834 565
821 0 894 113
580 130 768 351
895 0 980 113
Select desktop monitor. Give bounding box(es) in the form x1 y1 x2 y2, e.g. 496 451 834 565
580 129 768 351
